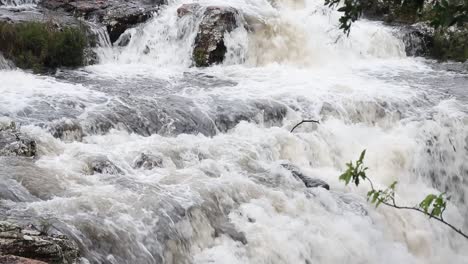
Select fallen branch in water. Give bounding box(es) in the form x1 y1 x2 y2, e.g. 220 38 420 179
340 150 468 240
290 120 320 133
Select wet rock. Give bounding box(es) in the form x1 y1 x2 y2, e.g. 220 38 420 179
0 255 47 264
0 124 36 157
132 153 163 170
190 6 240 67
86 156 123 175
49 119 83 142
282 164 330 190
400 23 434 57
0 221 79 264
214 99 287 132
40 0 165 44
176 3 200 18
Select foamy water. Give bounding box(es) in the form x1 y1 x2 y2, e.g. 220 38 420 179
1 0 468 263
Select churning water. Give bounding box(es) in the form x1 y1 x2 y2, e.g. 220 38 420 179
1 0 468 263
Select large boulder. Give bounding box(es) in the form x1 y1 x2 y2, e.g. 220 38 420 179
0 221 79 264
178 5 239 67
39 0 165 43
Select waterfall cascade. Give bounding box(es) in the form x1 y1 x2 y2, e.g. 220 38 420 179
0 0 467 263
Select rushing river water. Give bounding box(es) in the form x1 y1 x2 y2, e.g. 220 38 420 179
1 0 468 263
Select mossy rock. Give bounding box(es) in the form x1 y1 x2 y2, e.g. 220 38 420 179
0 21 88 72
431 27 468 62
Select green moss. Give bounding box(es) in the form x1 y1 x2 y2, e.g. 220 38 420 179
193 47 208 67
0 22 87 72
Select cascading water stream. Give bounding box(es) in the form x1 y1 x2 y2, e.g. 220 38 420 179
1 0 468 263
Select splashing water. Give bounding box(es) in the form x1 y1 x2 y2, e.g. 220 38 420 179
1 0 468 263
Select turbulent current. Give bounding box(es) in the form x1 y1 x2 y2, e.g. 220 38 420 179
1 0 468 263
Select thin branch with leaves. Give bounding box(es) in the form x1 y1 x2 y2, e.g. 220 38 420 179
340 150 468 240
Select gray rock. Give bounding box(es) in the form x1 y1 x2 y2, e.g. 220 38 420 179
49 119 83 142
132 153 163 170
0 125 36 158
282 164 330 190
183 5 240 67
86 156 123 175
0 221 79 264
39 0 165 43
0 255 47 264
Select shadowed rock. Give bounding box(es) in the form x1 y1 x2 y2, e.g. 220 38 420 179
0 221 79 264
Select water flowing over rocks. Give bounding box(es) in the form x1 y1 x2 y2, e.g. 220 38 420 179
178 5 240 67
0 221 79 264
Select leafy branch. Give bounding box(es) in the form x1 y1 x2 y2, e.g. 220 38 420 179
340 150 468 240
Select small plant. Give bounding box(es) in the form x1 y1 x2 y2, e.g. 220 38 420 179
340 150 468 239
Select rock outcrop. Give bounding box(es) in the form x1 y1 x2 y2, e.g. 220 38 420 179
178 4 239 67
0 122 36 157
0 221 79 264
40 0 165 43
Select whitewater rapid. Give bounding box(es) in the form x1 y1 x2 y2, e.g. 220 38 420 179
1 0 468 263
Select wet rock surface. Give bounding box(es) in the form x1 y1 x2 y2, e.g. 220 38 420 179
400 23 434 57
179 5 239 67
86 156 123 175
282 164 330 190
0 123 36 157
133 153 163 170
0 221 79 264
39 0 165 43
0 255 47 264
48 118 83 142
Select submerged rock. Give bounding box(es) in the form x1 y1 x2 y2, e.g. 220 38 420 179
86 156 123 175
132 153 163 170
184 5 239 67
0 124 36 157
0 221 79 264
282 164 330 190
49 119 83 142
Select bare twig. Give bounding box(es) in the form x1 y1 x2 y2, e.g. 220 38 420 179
290 120 320 133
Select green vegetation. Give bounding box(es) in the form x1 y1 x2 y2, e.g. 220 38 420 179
325 0 468 35
0 22 87 72
340 150 468 239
